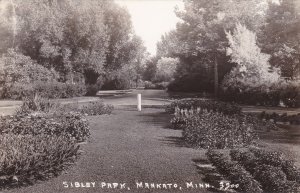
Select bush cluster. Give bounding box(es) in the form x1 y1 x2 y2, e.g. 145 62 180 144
230 148 300 193
206 150 263 193
6 81 87 100
259 111 300 125
0 112 90 142
0 134 79 187
165 98 241 115
181 110 257 149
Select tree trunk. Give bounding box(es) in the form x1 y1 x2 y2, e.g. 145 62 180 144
214 56 218 97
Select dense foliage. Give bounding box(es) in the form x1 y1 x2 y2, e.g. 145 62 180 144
229 148 300 193
221 23 299 107
181 110 257 149
0 134 79 188
207 148 300 193
207 150 263 193
157 0 268 93
0 0 147 99
156 0 300 106
222 23 281 92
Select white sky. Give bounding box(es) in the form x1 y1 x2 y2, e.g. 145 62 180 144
115 0 183 55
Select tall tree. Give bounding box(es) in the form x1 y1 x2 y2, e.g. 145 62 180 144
157 0 269 94
259 0 300 79
223 23 281 92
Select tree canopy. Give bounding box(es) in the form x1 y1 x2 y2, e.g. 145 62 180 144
0 0 147 89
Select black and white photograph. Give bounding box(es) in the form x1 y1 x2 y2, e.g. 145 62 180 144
0 0 299 192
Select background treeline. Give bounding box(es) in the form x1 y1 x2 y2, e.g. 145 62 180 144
146 0 300 107
0 0 147 99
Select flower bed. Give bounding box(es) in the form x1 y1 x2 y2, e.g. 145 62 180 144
167 99 278 149
171 106 277 131
0 112 90 142
165 98 241 115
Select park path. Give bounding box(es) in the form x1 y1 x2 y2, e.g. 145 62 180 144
4 91 210 193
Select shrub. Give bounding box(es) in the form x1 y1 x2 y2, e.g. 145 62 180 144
101 68 133 90
206 150 263 193
282 161 300 182
230 149 259 174
0 50 59 99
0 112 90 142
0 133 79 187
182 111 256 149
251 148 285 167
86 84 99 96
250 148 300 183
253 164 287 192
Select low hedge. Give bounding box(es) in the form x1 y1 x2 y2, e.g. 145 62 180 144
230 148 300 193
220 81 300 108
208 149 300 193
0 134 79 187
250 148 300 183
165 98 241 115
0 112 90 142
